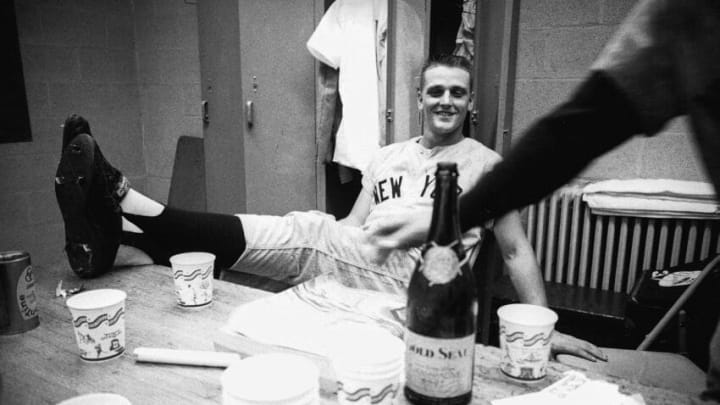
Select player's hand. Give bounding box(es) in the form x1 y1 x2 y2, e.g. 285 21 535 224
362 205 432 250
551 331 608 362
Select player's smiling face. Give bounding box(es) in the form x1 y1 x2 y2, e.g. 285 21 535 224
418 66 472 139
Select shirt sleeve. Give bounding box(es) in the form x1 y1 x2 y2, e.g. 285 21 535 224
306 0 343 69
458 71 643 231
468 149 501 231
361 148 382 201
591 0 683 135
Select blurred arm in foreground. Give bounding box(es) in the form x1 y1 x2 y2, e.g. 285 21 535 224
365 0 720 400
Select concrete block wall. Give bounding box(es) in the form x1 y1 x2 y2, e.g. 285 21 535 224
2 0 202 267
2 0 144 267
512 0 709 182
134 0 202 203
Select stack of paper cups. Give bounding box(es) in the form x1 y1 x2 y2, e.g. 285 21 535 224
221 353 320 405
326 323 404 405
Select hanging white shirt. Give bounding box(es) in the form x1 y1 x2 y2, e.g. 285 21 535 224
307 0 387 173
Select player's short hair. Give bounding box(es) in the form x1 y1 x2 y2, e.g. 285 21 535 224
419 54 473 90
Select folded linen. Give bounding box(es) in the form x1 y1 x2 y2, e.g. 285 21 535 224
582 179 720 218
583 179 716 200
583 195 720 219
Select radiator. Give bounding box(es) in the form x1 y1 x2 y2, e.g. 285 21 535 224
525 185 720 294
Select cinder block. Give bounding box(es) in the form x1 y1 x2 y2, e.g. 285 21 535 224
512 79 580 133
638 132 707 181
146 176 171 205
180 115 203 139
93 90 143 139
177 5 199 52
75 0 132 16
520 0 601 28
4 0 152 268
132 0 155 19
129 176 148 195
107 13 136 50
100 128 146 179
83 94 144 178
145 131 181 178
516 29 549 79
16 223 65 268
182 84 202 116
600 0 638 24
182 48 201 80
0 223 32 257
137 49 187 84
21 45 79 83
134 13 180 55
48 82 107 119
0 193 31 229
79 49 136 83
0 117 60 157
79 48 111 83
0 153 56 194
40 7 105 48
28 118 63 156
580 137 645 179
543 26 616 78
15 2 43 45
517 25 617 79
25 81 50 119
100 83 141 115
139 84 184 121
28 191 60 226
108 49 137 83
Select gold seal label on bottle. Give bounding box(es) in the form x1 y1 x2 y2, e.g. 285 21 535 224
420 245 461 285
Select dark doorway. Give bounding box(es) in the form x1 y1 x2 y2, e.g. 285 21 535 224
1 2 32 144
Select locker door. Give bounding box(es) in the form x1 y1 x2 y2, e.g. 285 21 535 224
198 0 246 215
238 0 318 215
199 0 318 216
386 0 428 144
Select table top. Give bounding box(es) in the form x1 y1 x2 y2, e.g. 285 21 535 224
0 263 270 405
0 263 696 404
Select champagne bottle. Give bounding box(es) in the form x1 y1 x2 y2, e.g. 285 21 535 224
404 162 477 405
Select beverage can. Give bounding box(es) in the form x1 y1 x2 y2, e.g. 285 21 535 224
0 251 40 335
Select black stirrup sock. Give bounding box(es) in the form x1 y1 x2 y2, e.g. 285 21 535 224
121 231 168 266
121 207 246 275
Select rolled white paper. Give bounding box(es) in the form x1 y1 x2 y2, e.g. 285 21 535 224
133 347 240 368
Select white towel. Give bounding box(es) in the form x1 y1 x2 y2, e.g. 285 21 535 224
583 179 716 200
582 195 720 219
582 179 720 219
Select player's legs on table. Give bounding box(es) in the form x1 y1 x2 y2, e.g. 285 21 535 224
55 115 127 278
233 211 416 294
55 115 412 291
55 115 246 278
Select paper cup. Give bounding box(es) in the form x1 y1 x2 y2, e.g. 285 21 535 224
169 252 215 307
57 393 131 405
497 304 558 380
66 289 127 361
221 353 320 405
325 323 404 405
